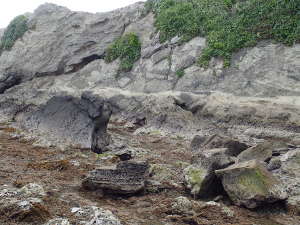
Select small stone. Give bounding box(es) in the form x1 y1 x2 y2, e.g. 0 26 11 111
20 183 46 198
171 196 193 215
267 157 282 171
73 206 122 225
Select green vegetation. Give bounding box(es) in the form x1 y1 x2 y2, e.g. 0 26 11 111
237 168 275 196
185 166 205 195
176 68 185 78
105 32 141 73
0 15 28 53
145 0 300 67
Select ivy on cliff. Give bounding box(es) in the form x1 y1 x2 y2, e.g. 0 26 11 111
0 15 28 53
105 32 141 73
145 0 300 67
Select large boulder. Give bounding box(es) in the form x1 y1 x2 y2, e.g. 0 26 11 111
82 161 149 194
184 148 235 197
216 160 287 208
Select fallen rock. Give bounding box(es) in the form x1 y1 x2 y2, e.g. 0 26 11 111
190 135 206 152
82 161 149 194
171 196 193 215
71 206 122 225
191 134 249 157
184 148 235 197
267 157 282 171
237 141 273 163
216 160 287 208
20 183 46 198
191 148 236 168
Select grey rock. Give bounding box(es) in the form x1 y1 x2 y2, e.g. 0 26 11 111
44 218 70 225
91 102 112 154
0 2 144 92
274 149 300 211
141 43 164 59
20 183 46 198
216 160 287 209
0 184 49 223
82 161 149 194
185 148 235 197
237 141 273 163
190 135 206 152
72 206 122 225
267 157 282 171
171 196 193 215
192 134 249 157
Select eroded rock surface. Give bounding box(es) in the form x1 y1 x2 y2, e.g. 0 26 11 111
216 160 287 208
0 183 49 223
82 161 149 194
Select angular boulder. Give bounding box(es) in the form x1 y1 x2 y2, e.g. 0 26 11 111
216 160 287 208
191 134 249 157
82 161 149 194
184 148 235 197
237 141 273 163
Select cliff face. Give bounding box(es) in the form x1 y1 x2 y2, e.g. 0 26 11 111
0 3 299 96
0 3 299 148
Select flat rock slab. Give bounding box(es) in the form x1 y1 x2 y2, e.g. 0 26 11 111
82 161 149 194
191 134 249 157
216 160 287 209
237 141 273 163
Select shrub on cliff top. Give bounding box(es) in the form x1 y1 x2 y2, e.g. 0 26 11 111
0 15 28 53
145 0 300 67
105 32 141 73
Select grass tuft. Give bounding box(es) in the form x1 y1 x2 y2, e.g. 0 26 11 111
105 32 141 74
0 15 28 54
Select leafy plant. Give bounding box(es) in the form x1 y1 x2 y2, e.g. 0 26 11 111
176 68 185 78
0 15 28 53
105 32 141 73
145 0 300 67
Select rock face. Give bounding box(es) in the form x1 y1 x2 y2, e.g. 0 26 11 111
82 161 149 194
0 3 299 149
216 160 287 208
0 2 299 97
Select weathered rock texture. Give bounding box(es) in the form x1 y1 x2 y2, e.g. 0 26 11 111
82 161 149 194
0 3 299 209
216 160 287 209
0 183 49 223
0 3 299 149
